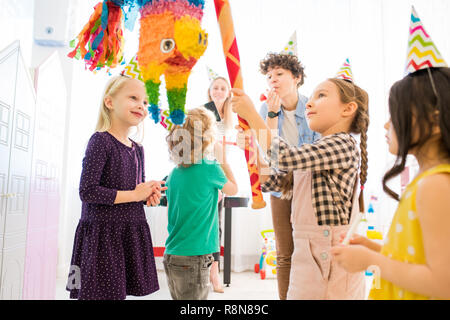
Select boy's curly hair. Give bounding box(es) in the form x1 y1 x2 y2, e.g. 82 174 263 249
259 52 306 87
166 107 217 168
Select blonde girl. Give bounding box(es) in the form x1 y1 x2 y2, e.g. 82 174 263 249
67 75 165 300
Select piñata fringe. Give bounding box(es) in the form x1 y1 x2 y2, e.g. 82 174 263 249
68 1 125 71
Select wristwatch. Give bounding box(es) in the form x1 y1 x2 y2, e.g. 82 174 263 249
267 111 281 119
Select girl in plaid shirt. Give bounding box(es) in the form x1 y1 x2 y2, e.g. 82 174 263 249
232 77 369 299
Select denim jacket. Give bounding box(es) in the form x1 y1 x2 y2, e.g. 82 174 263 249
259 93 321 198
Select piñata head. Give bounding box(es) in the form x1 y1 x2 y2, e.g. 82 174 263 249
137 0 208 125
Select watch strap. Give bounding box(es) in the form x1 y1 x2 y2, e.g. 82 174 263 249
267 110 281 118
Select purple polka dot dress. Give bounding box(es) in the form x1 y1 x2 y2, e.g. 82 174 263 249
66 131 159 300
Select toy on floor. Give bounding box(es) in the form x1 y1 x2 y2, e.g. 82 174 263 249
254 229 277 280
362 195 384 276
363 196 383 241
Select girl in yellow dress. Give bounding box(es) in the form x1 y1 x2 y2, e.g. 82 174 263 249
331 64 450 299
331 6 450 299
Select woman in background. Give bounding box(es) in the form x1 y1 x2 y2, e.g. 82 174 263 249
206 76 234 293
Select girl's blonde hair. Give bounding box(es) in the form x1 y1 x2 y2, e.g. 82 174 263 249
207 77 233 131
95 75 145 142
166 107 217 167
280 78 370 213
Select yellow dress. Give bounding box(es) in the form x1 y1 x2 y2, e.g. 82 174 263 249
369 164 450 300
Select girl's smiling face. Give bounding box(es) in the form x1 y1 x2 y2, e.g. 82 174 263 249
209 78 230 107
105 78 149 127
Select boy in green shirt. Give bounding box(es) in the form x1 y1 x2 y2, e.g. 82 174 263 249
164 107 237 300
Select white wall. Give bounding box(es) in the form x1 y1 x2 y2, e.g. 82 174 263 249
0 0 34 63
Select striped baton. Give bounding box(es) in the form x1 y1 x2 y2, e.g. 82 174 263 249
214 0 266 209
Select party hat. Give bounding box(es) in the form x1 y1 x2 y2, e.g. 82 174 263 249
281 31 297 56
405 6 447 75
121 54 143 81
206 66 219 82
335 58 354 82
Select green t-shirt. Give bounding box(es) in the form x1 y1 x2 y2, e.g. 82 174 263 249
165 159 228 256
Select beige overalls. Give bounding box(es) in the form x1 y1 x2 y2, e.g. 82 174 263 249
287 169 365 300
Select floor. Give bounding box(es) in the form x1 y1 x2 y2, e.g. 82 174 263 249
56 268 373 300
56 269 279 300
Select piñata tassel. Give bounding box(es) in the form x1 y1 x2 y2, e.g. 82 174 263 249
145 78 162 123
148 103 162 123
167 86 187 125
68 1 125 71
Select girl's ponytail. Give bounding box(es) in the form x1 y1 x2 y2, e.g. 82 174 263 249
328 78 370 215
355 106 370 213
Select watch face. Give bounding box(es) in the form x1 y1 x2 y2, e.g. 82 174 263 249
268 111 279 118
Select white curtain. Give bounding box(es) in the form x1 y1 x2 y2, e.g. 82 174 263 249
5 0 446 273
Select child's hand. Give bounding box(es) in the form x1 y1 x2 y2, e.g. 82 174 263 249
339 232 382 252
146 192 161 207
145 181 167 207
148 180 167 193
134 181 157 202
331 244 374 273
339 232 367 246
231 88 257 121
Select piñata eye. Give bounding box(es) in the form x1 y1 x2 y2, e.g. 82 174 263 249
160 39 175 53
198 33 202 44
203 33 208 46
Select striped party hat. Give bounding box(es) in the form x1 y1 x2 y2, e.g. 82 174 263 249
405 6 447 75
121 54 143 81
335 58 354 82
